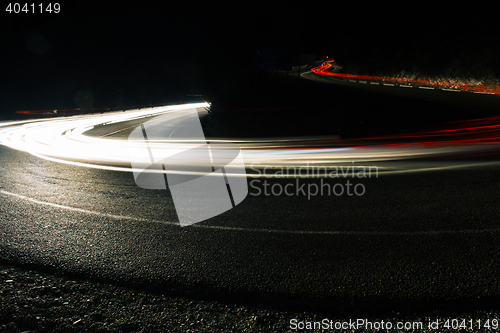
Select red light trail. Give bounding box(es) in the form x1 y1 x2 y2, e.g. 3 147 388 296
311 59 500 95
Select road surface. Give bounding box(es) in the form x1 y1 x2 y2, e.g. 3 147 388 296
1 91 500 314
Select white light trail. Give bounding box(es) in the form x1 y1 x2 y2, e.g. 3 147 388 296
1 103 499 177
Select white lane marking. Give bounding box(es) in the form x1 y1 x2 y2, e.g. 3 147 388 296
370 82 379 85
418 86 434 90
359 80 367 84
0 189 177 225
2 189 500 236
400 85 412 88
442 88 460 92
383 83 395 86
349 79 357 82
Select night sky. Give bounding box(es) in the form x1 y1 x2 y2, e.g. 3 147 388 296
0 2 498 119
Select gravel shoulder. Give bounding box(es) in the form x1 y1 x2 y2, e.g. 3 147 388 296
0 262 293 332
1 262 500 332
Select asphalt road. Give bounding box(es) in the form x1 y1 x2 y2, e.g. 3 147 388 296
1 87 500 315
300 61 500 113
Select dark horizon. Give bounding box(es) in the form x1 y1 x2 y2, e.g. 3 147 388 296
1 3 498 118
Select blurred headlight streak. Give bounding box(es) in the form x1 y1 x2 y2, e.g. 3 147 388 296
1 103 500 177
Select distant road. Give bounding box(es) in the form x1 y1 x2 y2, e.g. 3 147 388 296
301 59 500 113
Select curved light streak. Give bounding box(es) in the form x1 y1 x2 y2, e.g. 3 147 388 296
311 59 500 95
1 102 500 177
